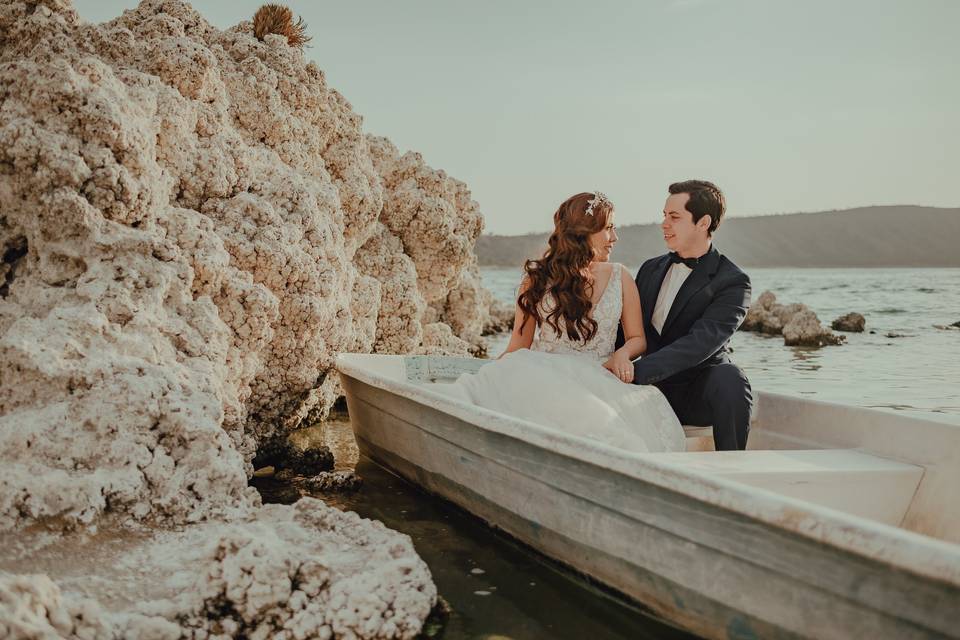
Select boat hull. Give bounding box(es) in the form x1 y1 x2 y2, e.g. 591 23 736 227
341 371 959 640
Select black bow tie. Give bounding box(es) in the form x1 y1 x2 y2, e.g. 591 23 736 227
669 252 701 269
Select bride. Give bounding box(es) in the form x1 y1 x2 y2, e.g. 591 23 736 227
441 191 686 453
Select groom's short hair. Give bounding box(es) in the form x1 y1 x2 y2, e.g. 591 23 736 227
669 180 725 235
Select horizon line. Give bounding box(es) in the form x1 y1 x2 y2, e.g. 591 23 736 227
480 203 960 237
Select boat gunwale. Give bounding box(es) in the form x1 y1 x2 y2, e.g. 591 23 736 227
335 353 960 586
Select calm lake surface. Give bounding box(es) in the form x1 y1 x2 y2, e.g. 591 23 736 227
481 266 960 425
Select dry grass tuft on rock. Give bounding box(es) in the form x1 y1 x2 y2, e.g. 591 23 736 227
253 4 312 49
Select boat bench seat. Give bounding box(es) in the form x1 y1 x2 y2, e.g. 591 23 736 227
649 449 924 526
682 425 715 451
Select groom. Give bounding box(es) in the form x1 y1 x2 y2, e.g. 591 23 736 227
618 180 753 450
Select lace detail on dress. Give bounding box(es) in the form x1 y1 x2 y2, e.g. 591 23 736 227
532 264 623 361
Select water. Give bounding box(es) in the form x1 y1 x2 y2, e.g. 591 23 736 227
482 267 960 425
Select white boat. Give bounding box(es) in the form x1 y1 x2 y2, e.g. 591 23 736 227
336 353 960 639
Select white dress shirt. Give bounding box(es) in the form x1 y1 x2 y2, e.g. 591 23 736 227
651 262 693 334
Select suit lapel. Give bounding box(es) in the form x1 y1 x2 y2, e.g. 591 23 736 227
661 246 721 334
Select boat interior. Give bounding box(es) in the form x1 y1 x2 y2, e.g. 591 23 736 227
343 354 960 546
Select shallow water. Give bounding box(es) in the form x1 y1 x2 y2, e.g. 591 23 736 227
482 267 960 424
254 422 696 640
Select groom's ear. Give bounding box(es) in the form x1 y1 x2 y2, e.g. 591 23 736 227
698 214 712 232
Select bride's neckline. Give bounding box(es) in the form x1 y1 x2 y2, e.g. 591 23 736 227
586 263 617 307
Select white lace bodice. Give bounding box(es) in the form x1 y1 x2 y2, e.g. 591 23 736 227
532 263 623 361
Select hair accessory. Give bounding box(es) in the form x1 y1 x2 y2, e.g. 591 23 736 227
584 191 609 217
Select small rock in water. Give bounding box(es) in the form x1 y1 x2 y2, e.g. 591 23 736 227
831 312 866 332
252 465 275 478
783 309 845 347
470 568 485 575
421 598 452 638
473 590 492 596
933 323 960 331
252 437 334 476
742 291 844 346
299 471 362 493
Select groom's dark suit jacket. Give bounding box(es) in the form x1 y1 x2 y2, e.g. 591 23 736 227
617 246 751 385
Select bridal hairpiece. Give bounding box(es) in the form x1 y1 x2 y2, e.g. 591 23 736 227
584 191 609 217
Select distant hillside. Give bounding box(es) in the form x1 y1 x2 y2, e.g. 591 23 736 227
476 206 960 268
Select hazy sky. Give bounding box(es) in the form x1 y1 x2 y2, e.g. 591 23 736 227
74 1 960 235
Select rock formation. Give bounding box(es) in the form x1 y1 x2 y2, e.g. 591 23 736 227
832 312 866 332
0 0 497 636
742 291 845 347
1 499 434 638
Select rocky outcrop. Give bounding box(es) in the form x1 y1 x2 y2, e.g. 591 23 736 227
0 499 434 639
832 312 866 332
0 0 499 636
367 136 484 308
483 293 516 336
742 291 845 347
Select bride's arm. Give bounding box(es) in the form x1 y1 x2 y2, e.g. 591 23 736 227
603 267 646 381
618 269 647 357
499 277 536 358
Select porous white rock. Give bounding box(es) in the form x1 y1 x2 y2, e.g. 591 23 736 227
0 0 491 530
436 257 493 354
367 135 484 307
0 0 499 636
0 500 435 639
354 223 426 355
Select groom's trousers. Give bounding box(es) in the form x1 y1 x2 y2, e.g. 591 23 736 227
655 362 753 451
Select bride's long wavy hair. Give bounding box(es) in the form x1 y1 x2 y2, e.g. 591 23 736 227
518 192 614 343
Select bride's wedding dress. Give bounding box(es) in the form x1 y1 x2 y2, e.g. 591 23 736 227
442 264 686 453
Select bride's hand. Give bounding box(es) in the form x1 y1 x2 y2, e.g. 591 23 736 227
603 352 634 383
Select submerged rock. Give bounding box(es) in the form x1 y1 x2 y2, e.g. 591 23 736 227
831 312 866 332
254 437 335 476
300 470 363 493
742 291 844 347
